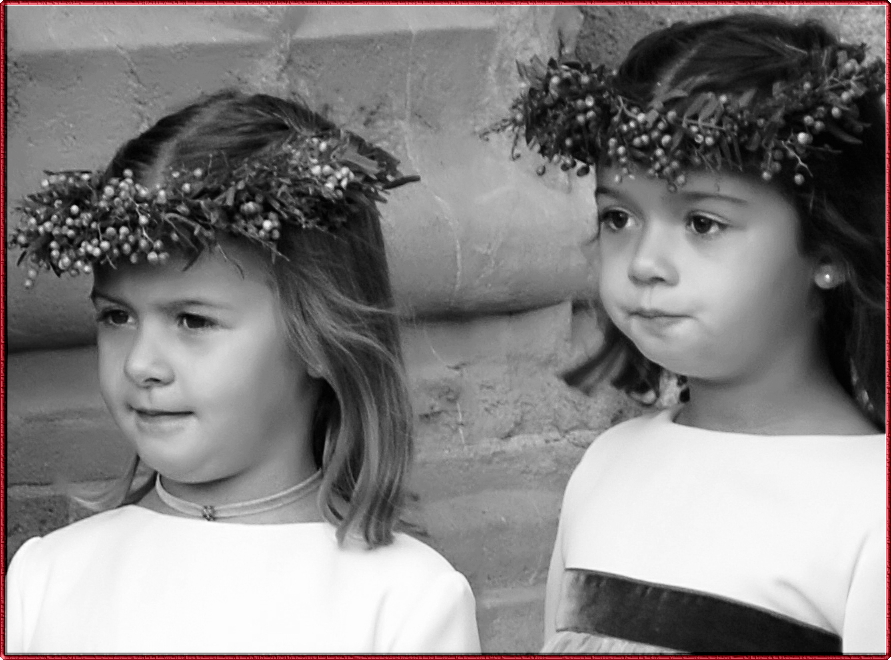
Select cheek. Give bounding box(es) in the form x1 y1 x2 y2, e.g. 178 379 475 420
720 251 812 321
596 252 625 309
96 335 124 393
198 336 301 407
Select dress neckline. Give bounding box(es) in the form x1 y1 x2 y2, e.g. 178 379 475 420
659 405 885 439
122 503 333 529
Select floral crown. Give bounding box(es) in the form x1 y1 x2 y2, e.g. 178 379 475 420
487 42 885 190
10 131 419 288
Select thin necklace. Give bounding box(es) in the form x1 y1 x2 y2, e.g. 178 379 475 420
155 470 322 521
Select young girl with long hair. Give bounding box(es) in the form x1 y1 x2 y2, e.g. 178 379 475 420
497 13 886 654
6 90 480 653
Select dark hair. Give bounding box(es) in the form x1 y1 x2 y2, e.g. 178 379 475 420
83 90 413 547
566 14 886 426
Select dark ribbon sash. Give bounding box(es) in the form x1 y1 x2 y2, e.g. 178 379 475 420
556 569 842 654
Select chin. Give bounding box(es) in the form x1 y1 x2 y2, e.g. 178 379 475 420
142 460 211 485
630 341 692 377
130 442 205 479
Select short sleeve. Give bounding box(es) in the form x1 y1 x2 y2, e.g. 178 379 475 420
842 524 887 653
544 438 597 644
385 571 481 653
5 537 42 653
544 500 568 644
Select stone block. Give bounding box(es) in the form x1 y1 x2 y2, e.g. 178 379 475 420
575 5 885 69
5 490 72 566
7 408 131 486
387 132 598 318
6 347 134 485
282 7 497 133
477 585 546 653
409 439 587 652
403 302 573 368
403 303 633 451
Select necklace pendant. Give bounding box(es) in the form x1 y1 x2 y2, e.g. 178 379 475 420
202 505 217 521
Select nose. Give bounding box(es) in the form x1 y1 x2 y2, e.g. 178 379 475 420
124 324 174 388
627 223 678 286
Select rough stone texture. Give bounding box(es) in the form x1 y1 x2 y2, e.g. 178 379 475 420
386 133 598 319
576 5 885 69
412 440 586 652
5 490 73 566
6 347 131 484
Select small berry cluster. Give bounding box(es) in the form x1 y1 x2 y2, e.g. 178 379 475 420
487 43 884 190
11 133 418 287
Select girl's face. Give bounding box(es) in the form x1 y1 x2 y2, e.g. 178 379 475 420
92 242 320 492
595 165 819 383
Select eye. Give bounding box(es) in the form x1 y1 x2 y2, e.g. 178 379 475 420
687 213 726 236
599 209 634 232
178 313 216 331
95 308 131 327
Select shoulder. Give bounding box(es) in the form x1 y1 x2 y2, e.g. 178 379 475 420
570 407 672 480
11 507 143 559
387 535 473 600
338 531 466 582
337 532 473 598
792 429 886 504
558 408 671 518
585 406 673 451
329 532 476 620
827 432 886 516
342 537 480 652
7 507 143 584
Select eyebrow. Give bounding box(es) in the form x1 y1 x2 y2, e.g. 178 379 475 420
595 185 749 206
89 289 233 312
676 190 750 205
89 289 117 305
594 185 622 198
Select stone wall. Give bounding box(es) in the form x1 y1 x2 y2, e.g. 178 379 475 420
4 4 885 652
576 4 885 67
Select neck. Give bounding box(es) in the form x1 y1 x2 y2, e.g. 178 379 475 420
677 336 873 435
161 455 319 507
155 470 322 522
161 407 320 507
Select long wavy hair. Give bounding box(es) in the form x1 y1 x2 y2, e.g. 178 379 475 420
564 14 886 427
78 90 414 547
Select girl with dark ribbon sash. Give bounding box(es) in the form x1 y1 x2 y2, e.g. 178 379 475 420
494 13 886 655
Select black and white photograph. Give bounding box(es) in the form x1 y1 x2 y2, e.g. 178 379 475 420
3 4 887 654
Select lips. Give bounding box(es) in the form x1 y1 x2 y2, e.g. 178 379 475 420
625 308 689 334
132 408 192 417
131 407 193 419
630 308 685 319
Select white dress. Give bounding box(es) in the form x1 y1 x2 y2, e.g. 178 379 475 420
543 407 886 654
6 506 481 654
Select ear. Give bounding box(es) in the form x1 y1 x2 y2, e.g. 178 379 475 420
306 363 324 380
813 262 845 290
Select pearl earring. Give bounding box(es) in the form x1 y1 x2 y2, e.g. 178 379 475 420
814 265 839 289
